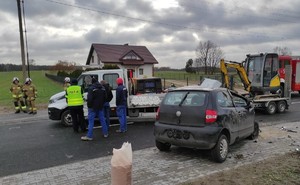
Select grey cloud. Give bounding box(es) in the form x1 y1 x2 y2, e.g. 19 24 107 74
0 0 300 68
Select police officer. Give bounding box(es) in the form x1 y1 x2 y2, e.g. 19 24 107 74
10 77 27 113
65 79 86 133
115 78 128 133
63 77 71 90
22 78 37 114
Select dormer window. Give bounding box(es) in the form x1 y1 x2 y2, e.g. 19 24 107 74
122 51 142 60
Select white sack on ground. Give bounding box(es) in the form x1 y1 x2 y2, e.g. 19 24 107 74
111 142 132 185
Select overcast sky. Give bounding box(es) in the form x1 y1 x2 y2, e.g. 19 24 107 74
1 0 299 69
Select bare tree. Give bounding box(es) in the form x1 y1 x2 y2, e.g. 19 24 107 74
273 46 292 56
195 40 224 75
50 60 77 71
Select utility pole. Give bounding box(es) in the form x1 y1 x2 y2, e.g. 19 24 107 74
17 0 27 82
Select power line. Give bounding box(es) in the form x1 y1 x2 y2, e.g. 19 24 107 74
42 0 297 40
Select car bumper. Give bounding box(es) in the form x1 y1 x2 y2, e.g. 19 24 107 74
154 122 222 150
48 107 63 120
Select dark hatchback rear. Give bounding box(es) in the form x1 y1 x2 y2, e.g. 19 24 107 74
154 85 259 162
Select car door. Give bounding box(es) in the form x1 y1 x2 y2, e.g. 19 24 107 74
230 91 255 138
215 90 240 144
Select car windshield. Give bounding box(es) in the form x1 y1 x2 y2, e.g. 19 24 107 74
163 91 207 106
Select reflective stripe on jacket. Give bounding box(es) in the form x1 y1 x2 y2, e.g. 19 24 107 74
10 84 23 98
65 85 84 106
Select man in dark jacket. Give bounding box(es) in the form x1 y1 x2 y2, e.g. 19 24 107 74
81 77 108 141
115 77 128 133
101 80 113 130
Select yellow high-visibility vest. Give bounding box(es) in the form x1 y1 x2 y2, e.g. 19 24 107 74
65 85 84 106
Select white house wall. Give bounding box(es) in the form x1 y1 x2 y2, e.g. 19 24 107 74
118 64 154 78
89 50 103 67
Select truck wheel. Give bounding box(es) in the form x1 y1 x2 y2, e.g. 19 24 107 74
61 110 72 127
248 121 259 140
155 140 171 151
277 101 286 113
266 102 277 115
211 134 228 163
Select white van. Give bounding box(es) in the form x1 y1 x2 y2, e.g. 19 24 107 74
48 69 164 126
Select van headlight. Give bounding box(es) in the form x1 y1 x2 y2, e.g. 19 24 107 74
49 95 65 104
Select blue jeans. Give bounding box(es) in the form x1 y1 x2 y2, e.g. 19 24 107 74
116 105 127 132
103 102 110 129
87 108 108 138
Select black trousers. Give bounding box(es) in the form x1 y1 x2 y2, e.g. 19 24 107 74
69 106 86 132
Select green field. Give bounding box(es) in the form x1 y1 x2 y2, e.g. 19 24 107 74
0 71 63 107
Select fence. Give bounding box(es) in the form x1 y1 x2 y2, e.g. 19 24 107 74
45 73 76 84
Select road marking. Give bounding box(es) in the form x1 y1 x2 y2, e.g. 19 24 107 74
9 126 21 130
291 101 300 104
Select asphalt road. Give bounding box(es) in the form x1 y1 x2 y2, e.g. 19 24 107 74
0 94 300 177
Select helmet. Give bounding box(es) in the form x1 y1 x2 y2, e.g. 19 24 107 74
116 78 123 85
25 78 32 83
12 77 19 83
64 77 71 83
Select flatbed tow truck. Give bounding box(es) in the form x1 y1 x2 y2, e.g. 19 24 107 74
220 53 292 114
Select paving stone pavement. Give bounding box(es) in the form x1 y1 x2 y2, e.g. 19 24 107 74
0 122 299 185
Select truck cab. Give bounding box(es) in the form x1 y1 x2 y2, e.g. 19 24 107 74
278 55 300 94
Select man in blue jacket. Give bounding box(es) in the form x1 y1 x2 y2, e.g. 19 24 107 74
115 77 128 133
81 77 108 141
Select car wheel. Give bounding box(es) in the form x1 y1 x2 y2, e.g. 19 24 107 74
277 101 286 113
61 110 72 127
266 102 277 115
155 140 171 151
248 121 259 140
211 134 228 163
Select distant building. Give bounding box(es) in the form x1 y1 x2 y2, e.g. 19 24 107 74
86 43 158 78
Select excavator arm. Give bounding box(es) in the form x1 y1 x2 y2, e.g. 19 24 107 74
220 59 251 92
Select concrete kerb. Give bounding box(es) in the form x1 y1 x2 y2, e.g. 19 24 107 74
0 121 299 185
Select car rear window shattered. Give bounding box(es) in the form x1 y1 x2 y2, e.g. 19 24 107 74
163 91 206 106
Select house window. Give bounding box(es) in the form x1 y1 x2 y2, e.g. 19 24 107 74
139 68 144 75
91 56 94 64
123 52 141 60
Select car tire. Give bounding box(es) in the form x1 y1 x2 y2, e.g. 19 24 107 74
266 102 277 115
248 121 259 140
211 134 228 163
155 140 171 151
277 101 286 113
61 110 72 127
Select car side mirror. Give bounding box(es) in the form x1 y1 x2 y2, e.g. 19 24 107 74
246 101 253 109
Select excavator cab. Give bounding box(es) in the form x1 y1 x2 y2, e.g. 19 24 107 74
244 53 280 95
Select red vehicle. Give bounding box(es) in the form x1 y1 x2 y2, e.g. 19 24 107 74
278 55 300 94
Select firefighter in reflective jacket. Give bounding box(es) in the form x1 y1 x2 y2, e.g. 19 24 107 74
10 77 27 113
63 77 71 90
22 78 38 114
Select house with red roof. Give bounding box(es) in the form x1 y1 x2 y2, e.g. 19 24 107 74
86 43 158 78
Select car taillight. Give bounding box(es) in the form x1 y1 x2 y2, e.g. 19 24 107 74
156 107 160 120
205 110 217 123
